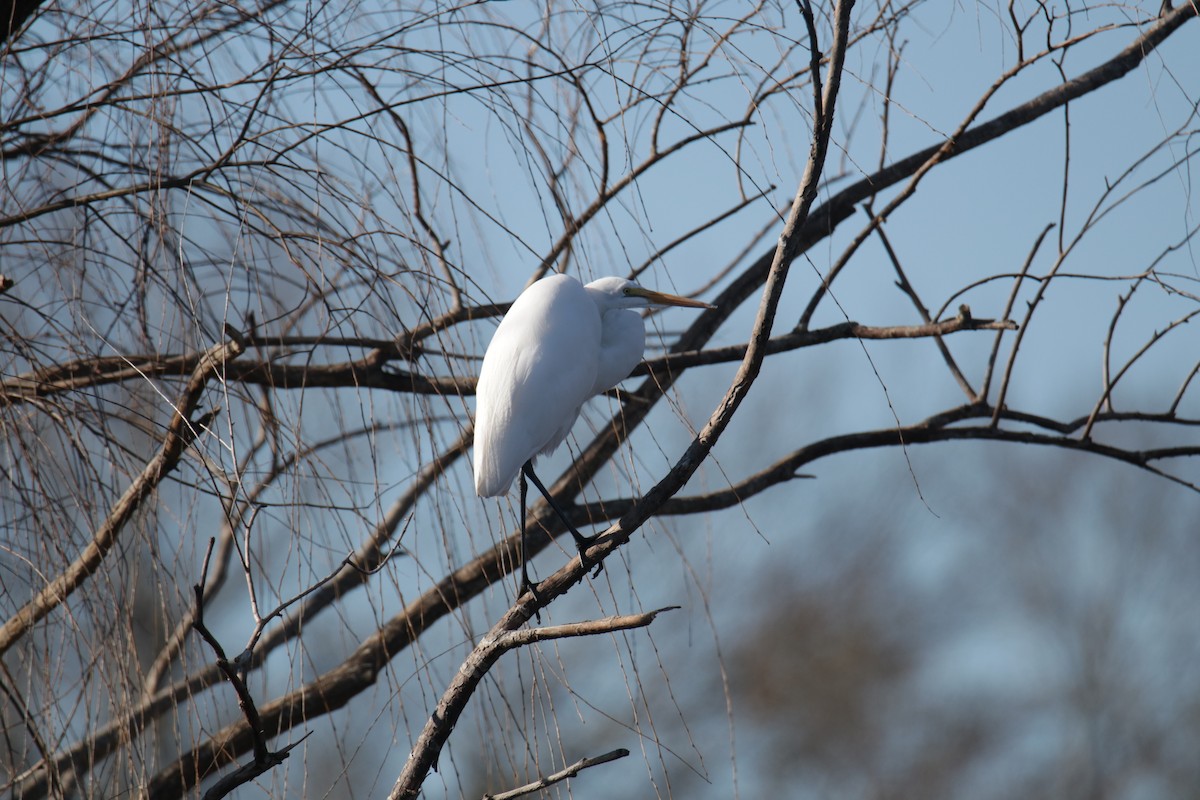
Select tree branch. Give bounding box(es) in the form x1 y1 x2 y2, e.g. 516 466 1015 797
10 428 468 800
10 7 1197 797
0 314 1013 409
0 333 243 656
388 610 674 800
481 748 631 800
1 0 46 45
638 313 1017 374
190 539 310 800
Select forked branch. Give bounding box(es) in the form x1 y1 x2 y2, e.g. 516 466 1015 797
191 539 311 800
388 610 675 800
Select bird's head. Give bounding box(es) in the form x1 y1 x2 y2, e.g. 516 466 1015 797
586 276 716 310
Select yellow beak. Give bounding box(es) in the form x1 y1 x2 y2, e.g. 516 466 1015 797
628 286 716 309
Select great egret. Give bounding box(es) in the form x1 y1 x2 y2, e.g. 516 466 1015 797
473 273 713 594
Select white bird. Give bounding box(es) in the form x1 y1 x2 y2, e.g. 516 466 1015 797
473 273 713 593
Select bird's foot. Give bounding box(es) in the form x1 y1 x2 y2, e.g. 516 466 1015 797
572 533 604 578
521 576 544 623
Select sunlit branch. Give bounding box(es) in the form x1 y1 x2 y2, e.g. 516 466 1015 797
638 313 1017 375
0 313 1015 409
567 407 1200 522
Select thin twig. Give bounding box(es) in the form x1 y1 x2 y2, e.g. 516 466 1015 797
482 748 631 800
1081 306 1200 440
1169 361 1200 415
979 224 1054 405
867 202 976 398
191 538 311 799
638 315 1018 374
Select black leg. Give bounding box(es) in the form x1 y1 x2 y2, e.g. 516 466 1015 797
521 461 602 577
518 468 541 603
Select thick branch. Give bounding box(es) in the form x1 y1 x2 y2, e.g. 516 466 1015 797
0 340 463 408
0 315 1013 408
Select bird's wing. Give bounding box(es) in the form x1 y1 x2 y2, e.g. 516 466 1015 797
473 276 601 496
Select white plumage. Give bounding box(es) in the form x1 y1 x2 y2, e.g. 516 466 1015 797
471 272 712 591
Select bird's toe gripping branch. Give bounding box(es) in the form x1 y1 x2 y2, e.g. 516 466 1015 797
571 531 604 578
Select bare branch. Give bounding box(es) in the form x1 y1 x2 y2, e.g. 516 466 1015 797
389 610 674 800
190 539 308 798
481 748 632 800
0 333 243 655
4 3 1198 798
640 313 1018 375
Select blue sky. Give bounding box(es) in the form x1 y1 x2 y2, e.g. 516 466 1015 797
5 1 1200 797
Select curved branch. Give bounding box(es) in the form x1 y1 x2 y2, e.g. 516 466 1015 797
482 748 631 800
570 406 1200 521
388 610 673 800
